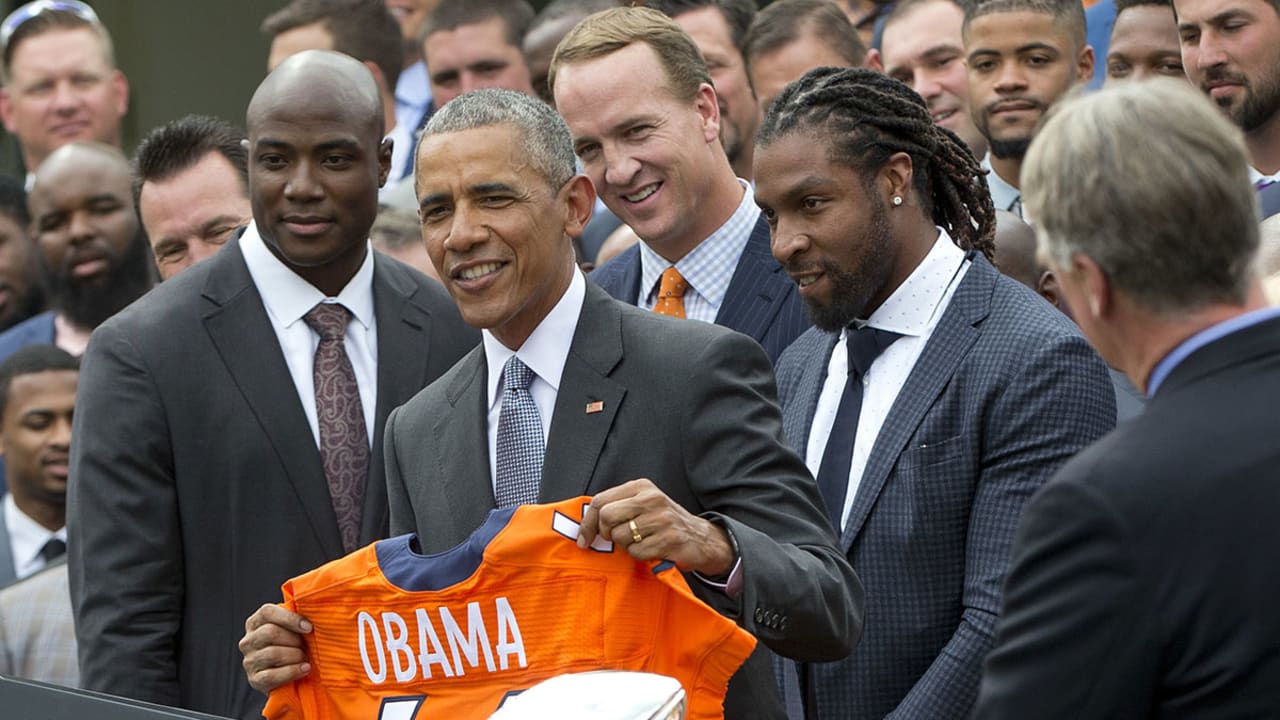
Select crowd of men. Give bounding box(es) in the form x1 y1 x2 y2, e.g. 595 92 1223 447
0 0 1277 718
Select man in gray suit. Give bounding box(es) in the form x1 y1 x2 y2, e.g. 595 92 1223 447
753 68 1115 718
241 88 862 719
68 51 477 719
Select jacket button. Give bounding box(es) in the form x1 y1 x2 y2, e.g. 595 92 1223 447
754 608 764 623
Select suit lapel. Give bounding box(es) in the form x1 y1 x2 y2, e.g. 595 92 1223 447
715 216 792 343
839 256 994 549
539 284 626 502
430 350 498 544
785 332 840 455
366 256 432 543
201 241 343 558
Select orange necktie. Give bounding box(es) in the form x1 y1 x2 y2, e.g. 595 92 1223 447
654 267 688 319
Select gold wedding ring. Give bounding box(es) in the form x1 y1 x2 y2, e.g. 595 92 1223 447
629 519 644 544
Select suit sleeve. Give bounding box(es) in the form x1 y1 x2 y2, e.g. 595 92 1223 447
684 331 864 662
384 405 417 537
972 474 1154 719
891 334 1117 716
68 322 184 705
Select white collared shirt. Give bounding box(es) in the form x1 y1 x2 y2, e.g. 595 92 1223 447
982 154 1023 218
384 122 414 188
1249 166 1280 186
4 493 66 580
482 268 587 493
240 221 378 448
805 229 970 531
637 180 758 322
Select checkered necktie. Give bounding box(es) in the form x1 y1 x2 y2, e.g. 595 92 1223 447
495 356 544 507
304 302 368 553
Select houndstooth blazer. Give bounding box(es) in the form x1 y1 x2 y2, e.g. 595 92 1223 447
774 254 1116 719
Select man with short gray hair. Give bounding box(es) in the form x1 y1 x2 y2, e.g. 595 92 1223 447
975 77 1280 718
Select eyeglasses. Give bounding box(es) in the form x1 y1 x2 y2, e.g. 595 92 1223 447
0 0 100 57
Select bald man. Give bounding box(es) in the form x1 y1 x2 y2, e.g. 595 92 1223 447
67 50 476 719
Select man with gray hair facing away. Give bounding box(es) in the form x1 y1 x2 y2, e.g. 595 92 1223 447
976 77 1280 718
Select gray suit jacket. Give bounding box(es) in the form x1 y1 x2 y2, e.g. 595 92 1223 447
589 215 810 364
383 282 864 720
68 238 478 719
776 256 1115 719
0 560 77 687
0 509 15 587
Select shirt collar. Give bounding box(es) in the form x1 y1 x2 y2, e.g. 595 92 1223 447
239 220 376 331
3 493 65 566
483 268 587 410
982 154 1022 213
853 227 967 338
1146 306 1280 396
1249 166 1280 185
638 179 758 307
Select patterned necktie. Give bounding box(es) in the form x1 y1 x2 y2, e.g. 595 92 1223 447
495 356 544 508
39 537 66 564
814 326 902 529
653 267 689 319
304 302 368 553
1257 178 1276 191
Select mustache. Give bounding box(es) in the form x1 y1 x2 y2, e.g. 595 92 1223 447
1201 67 1248 90
983 96 1046 115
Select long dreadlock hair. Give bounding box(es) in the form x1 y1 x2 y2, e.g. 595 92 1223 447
757 66 996 259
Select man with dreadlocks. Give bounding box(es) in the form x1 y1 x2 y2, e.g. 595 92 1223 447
754 67 1115 720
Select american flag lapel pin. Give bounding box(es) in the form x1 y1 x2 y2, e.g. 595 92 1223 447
585 400 604 414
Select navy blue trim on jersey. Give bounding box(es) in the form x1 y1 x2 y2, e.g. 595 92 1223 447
376 507 518 591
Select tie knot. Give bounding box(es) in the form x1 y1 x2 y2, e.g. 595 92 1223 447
40 537 66 563
304 303 352 341
658 267 688 299
846 326 901 378
502 356 535 392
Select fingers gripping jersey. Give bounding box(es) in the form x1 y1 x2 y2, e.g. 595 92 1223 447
264 497 756 720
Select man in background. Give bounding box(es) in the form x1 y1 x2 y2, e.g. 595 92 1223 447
879 0 988 157
1104 0 1185 84
0 176 45 331
0 142 153 363
963 0 1094 217
133 114 251 281
1175 0 1280 186
744 0 868 115
0 0 128 187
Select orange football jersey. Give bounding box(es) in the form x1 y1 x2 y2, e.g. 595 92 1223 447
264 497 756 720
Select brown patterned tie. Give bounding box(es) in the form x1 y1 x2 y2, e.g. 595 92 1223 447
654 267 688 318
304 302 368 553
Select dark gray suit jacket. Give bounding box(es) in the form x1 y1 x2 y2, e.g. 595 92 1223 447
383 282 863 720
975 314 1280 718
67 238 478 719
589 215 810 364
776 256 1115 719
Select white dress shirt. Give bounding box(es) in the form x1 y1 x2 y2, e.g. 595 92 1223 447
240 221 378 449
637 180 758 322
483 268 587 493
4 493 66 580
1249 166 1280 186
805 229 970 531
981 154 1023 217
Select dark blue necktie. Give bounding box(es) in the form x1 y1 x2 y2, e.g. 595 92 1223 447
814 326 902 529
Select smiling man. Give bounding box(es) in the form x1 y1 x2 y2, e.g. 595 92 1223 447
0 344 76 587
880 0 988 157
67 50 475 719
963 0 1094 218
1175 0 1280 184
238 87 863 720
553 7 809 364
